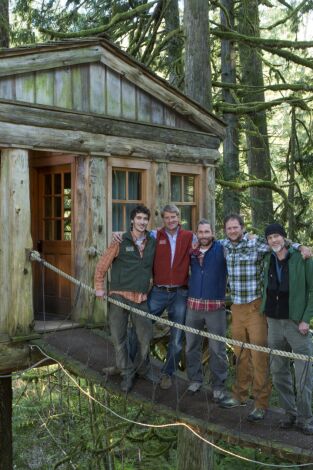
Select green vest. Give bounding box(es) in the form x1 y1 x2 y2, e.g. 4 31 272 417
110 231 156 293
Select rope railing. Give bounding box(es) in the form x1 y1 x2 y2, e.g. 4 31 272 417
29 250 313 363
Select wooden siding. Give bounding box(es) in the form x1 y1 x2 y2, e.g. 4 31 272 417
0 63 198 132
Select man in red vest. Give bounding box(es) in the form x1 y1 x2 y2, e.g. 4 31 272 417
149 204 194 389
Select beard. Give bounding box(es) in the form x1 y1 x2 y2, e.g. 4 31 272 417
271 243 285 253
198 237 213 247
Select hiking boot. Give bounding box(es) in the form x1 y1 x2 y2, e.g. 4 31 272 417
138 368 159 384
247 408 266 422
187 382 202 393
279 414 296 429
159 374 172 390
219 396 247 409
212 389 227 403
102 366 120 376
120 375 135 393
296 422 313 435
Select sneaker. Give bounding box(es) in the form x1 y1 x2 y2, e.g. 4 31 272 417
247 408 266 422
213 389 227 403
219 396 247 409
296 422 313 435
187 382 202 393
279 414 296 429
120 375 134 393
159 374 172 390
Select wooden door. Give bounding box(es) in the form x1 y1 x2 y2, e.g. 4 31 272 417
33 165 73 316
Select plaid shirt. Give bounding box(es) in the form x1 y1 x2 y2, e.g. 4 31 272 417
187 298 225 312
221 234 270 304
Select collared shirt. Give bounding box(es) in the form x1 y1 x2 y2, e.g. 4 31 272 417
220 234 270 304
94 233 148 304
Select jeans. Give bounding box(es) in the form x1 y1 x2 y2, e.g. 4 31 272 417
267 317 313 425
185 307 228 391
231 298 271 409
109 295 152 378
148 286 188 376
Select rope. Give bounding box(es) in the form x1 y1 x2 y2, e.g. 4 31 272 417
29 250 313 363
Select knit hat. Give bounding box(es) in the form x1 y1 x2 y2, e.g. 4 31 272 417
264 223 287 239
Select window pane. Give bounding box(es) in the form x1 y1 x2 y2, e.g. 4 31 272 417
44 197 52 217
54 174 62 195
55 220 62 240
64 218 71 240
179 206 192 230
64 172 71 190
113 170 126 200
171 174 182 201
128 172 141 200
45 174 52 195
126 203 139 228
44 220 53 240
113 203 124 231
184 175 195 202
55 197 62 217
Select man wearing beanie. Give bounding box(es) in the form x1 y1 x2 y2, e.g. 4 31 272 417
219 214 311 423
261 223 313 435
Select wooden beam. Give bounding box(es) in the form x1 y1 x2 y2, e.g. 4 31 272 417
0 100 220 149
0 122 220 163
0 47 101 78
0 149 33 336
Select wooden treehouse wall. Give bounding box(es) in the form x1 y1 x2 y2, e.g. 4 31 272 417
0 62 197 131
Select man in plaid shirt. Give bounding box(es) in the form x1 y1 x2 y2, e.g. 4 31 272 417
219 214 310 422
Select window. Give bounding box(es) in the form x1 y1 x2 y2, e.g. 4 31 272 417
43 170 72 240
112 168 143 230
171 173 196 229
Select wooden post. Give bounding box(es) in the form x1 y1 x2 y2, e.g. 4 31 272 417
0 149 33 336
72 156 107 324
154 162 170 227
0 376 13 470
205 164 216 230
177 427 213 470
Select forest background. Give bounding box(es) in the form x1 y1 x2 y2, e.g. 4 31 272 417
1 0 313 468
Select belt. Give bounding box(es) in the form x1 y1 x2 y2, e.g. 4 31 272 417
154 285 187 293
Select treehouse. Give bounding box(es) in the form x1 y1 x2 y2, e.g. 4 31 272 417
0 37 225 372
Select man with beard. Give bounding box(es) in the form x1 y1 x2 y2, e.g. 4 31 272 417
185 219 228 401
261 223 313 435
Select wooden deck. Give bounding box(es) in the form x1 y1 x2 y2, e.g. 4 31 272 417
32 327 313 464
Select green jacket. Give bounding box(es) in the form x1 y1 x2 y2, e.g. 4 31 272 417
110 231 156 294
260 247 313 324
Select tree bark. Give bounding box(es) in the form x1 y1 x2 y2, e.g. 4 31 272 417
0 376 13 470
0 0 9 48
184 0 212 110
238 0 273 228
220 0 240 216
177 426 213 470
164 0 183 88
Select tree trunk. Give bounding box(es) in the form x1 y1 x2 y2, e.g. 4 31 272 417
0 0 9 48
184 0 212 110
0 376 13 470
220 0 240 216
288 107 296 239
238 0 273 228
164 0 183 89
176 426 213 470
0 149 33 336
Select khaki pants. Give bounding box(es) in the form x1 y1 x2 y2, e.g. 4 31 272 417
231 298 271 409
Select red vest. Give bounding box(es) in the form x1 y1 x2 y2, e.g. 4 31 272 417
153 227 193 286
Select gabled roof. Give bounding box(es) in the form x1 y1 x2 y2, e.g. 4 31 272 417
0 37 226 138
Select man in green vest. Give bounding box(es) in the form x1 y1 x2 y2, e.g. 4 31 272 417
94 205 156 393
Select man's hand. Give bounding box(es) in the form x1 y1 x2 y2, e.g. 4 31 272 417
96 290 106 299
299 246 312 260
112 232 123 243
298 321 310 335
